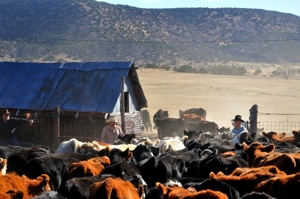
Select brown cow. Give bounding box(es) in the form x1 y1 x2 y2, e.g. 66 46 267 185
182 113 205 130
187 121 219 135
88 177 141 199
156 182 228 199
243 142 300 174
220 151 236 157
68 156 110 179
255 172 300 199
262 131 286 142
217 165 287 177
209 166 286 196
156 182 196 199
0 173 50 198
262 130 300 145
181 189 228 199
281 130 300 145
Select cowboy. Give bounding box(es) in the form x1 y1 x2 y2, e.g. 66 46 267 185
0 109 34 146
231 115 248 136
101 116 124 144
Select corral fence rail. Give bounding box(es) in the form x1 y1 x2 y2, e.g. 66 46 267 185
257 121 300 135
257 111 300 135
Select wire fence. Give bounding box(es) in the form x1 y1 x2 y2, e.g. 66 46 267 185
257 121 300 135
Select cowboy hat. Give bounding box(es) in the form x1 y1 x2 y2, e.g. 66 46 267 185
231 115 244 122
105 116 119 123
1 109 10 115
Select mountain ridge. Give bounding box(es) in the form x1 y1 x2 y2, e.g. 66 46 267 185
1 0 300 64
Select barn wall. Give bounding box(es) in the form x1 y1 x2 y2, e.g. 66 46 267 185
115 111 143 140
112 75 140 115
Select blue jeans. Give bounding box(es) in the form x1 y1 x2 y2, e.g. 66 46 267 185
0 136 20 146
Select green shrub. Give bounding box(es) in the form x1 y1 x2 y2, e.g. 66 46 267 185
253 68 262 75
271 69 281 76
161 65 171 71
199 67 207 74
175 65 194 73
144 63 160 68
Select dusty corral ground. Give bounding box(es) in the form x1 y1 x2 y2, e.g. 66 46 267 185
137 68 300 135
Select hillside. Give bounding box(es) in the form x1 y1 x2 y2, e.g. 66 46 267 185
1 0 300 64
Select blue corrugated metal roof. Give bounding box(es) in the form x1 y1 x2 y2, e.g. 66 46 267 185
0 61 147 112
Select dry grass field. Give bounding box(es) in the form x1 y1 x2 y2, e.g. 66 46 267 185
137 68 300 134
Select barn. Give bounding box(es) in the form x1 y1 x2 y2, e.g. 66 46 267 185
0 61 147 149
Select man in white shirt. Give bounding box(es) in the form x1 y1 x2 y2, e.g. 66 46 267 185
231 115 248 136
101 116 124 144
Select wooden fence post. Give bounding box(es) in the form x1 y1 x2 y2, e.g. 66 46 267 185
249 104 258 134
53 106 60 149
120 76 126 134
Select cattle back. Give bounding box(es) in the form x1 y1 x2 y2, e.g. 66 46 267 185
155 118 185 139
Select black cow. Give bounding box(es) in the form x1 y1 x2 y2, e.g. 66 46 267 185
117 133 135 144
179 108 206 120
7 146 50 175
155 118 185 139
217 126 231 133
102 161 140 178
60 161 148 199
24 156 68 191
137 156 172 188
153 109 169 127
188 121 219 135
183 130 201 140
183 178 240 199
185 154 241 178
0 145 24 158
184 139 211 151
98 147 133 165
58 174 116 199
141 109 152 133
132 144 154 163
158 148 203 179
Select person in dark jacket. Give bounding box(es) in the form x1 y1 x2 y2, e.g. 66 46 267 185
0 109 33 146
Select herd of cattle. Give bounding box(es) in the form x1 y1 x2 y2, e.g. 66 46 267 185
143 108 221 139
0 108 300 198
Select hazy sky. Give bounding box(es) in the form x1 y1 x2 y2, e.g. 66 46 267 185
98 0 300 17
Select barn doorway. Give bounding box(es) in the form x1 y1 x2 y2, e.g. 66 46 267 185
124 92 129 113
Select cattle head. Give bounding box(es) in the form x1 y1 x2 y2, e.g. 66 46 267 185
154 109 169 119
200 148 217 157
219 131 234 140
217 127 231 134
200 132 214 144
243 142 275 167
25 174 51 196
106 148 133 164
90 156 111 167
262 131 287 143
128 174 149 199
183 130 201 140
292 130 300 138
155 182 195 198
243 142 275 153
39 174 51 191
132 144 152 162
117 134 136 144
